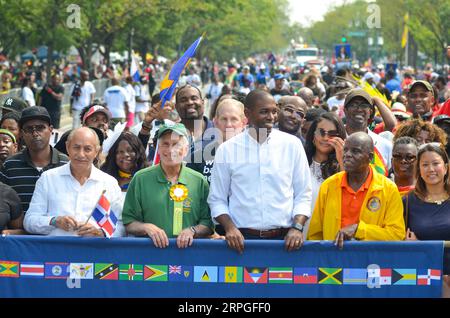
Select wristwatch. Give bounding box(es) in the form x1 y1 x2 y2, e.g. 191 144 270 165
292 223 304 233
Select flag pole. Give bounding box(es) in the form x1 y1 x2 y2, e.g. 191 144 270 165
84 189 106 226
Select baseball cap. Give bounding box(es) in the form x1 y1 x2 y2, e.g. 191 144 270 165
157 120 189 139
82 105 111 124
409 80 434 94
274 74 284 80
433 114 450 125
19 106 51 128
1 97 28 114
0 128 16 143
344 88 373 108
391 102 411 119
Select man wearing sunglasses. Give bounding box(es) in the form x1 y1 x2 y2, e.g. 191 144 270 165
277 96 308 144
0 107 68 214
343 88 393 172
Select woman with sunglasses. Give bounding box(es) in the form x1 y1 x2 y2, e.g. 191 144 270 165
391 137 418 197
304 112 346 233
403 143 450 296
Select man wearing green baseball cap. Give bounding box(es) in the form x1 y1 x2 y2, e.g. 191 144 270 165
0 129 17 166
122 120 214 249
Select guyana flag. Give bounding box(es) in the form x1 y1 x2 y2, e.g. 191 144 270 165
371 147 388 176
318 268 343 285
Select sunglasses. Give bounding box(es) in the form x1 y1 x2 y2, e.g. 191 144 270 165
281 106 305 119
315 128 340 138
392 154 416 163
22 124 47 134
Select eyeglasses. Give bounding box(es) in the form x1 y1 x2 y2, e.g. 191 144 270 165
392 154 417 163
346 102 372 111
281 106 305 120
22 124 47 134
315 128 340 138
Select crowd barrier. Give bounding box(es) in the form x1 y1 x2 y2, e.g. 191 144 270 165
0 236 445 298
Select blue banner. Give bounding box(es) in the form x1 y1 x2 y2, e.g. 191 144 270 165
0 236 443 298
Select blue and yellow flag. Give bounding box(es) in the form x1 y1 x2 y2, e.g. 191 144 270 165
159 36 203 108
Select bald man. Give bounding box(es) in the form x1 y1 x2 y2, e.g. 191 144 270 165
298 87 315 109
24 127 125 237
308 132 405 247
187 98 247 182
277 96 307 142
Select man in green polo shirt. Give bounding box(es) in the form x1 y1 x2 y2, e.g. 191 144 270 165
123 121 214 248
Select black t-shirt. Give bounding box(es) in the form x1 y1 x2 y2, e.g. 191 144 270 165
39 84 64 112
0 181 22 231
186 141 218 184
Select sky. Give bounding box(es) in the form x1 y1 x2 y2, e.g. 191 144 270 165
288 0 348 26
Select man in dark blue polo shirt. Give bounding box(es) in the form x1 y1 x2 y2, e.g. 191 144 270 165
174 84 219 165
0 107 68 213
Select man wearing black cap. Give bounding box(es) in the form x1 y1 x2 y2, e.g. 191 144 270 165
1 97 28 117
407 80 435 121
0 106 68 213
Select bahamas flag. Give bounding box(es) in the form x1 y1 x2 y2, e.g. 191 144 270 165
159 35 203 108
371 147 388 176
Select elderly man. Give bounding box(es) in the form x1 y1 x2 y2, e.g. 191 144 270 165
187 98 247 182
208 90 312 253
24 127 124 237
277 95 307 143
308 132 405 247
123 121 214 248
0 107 68 213
407 80 435 121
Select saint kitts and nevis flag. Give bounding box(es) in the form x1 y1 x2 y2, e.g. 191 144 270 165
152 35 204 165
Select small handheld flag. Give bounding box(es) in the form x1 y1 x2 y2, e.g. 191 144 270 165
130 53 141 83
152 34 204 166
90 190 118 238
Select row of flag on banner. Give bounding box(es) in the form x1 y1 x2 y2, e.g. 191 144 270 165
0 261 441 286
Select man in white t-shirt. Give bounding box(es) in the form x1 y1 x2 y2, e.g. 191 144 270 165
134 77 150 124
70 70 96 128
103 78 129 129
124 76 136 128
21 77 36 106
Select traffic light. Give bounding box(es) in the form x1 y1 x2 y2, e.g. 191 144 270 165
341 36 347 43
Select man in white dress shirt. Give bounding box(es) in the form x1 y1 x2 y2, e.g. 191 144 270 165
208 89 312 253
24 127 124 237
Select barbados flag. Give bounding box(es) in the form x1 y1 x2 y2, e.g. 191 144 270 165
159 35 203 108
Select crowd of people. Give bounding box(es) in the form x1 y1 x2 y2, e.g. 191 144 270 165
1 52 450 294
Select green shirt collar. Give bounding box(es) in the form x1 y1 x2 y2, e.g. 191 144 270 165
156 163 188 185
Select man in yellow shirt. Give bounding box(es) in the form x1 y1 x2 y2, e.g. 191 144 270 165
308 132 405 248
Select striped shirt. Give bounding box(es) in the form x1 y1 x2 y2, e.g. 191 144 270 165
0 147 68 213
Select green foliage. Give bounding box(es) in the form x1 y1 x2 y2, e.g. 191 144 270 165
0 0 292 70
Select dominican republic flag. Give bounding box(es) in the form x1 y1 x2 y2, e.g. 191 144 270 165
92 193 118 238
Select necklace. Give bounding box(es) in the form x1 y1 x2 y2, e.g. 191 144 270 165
425 194 449 205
